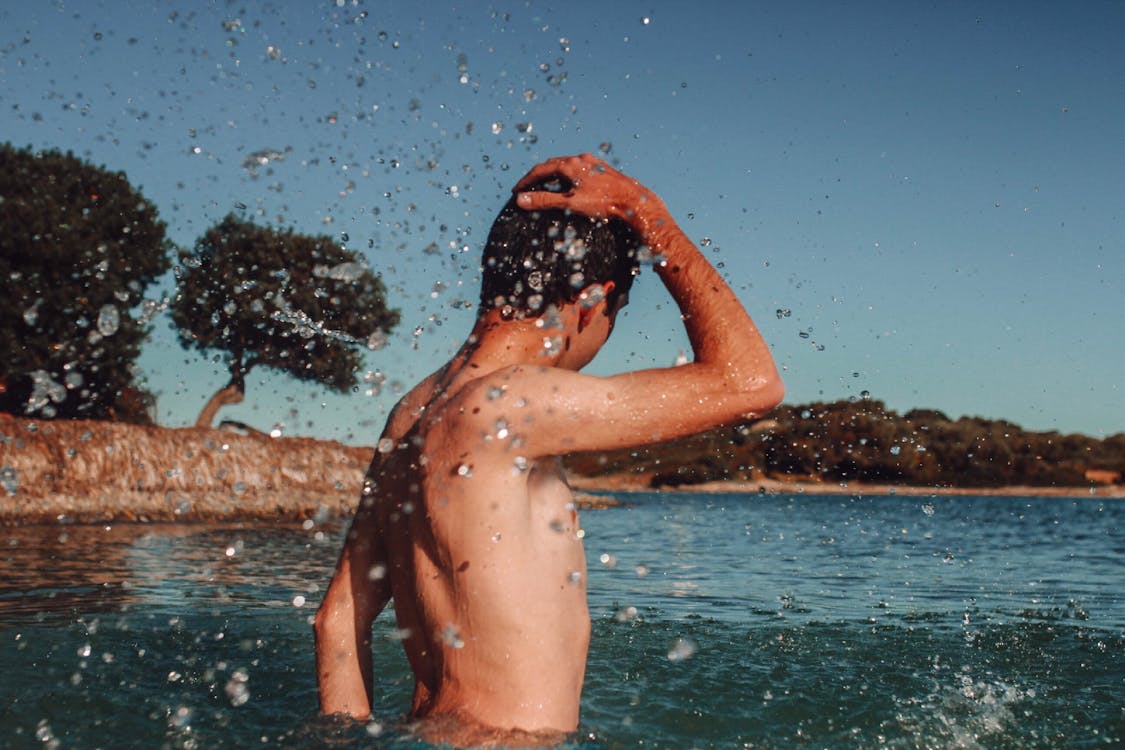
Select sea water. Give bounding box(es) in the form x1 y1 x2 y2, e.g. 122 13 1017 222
1 492 1121 749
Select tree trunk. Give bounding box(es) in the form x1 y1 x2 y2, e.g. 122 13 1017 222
195 381 245 429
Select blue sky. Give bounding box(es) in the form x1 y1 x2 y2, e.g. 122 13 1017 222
2 1 1122 443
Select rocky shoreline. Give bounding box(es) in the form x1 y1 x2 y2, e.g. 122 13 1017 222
0 414 370 525
2 415 1119 526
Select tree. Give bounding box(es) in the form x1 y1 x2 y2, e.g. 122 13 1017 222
171 214 400 428
0 143 172 422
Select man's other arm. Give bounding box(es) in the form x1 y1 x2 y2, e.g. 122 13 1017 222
314 508 390 718
314 376 441 718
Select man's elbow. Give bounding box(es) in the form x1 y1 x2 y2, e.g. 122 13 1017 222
313 597 347 641
742 373 784 416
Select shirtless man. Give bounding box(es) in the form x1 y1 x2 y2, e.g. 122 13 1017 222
314 154 783 744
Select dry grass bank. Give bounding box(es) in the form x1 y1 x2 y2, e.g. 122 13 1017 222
0 414 372 525
569 473 1125 499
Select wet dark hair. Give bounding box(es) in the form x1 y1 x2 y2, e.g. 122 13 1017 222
478 180 642 319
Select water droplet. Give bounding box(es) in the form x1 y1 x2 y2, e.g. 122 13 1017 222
368 564 386 581
22 300 41 326
890 445 902 456
35 720 57 746
441 624 465 649
667 637 697 662
456 463 473 478
26 370 66 415
313 261 365 281
224 669 250 706
0 466 19 496
579 283 607 308
96 304 120 336
491 121 503 135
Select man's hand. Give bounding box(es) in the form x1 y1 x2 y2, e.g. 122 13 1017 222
513 154 672 243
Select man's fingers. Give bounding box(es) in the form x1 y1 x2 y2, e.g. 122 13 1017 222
514 153 608 193
513 163 559 192
514 156 576 191
515 190 569 211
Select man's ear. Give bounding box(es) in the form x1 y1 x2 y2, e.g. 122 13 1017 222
577 282 615 331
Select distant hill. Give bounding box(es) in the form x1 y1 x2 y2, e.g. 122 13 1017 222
565 398 1124 491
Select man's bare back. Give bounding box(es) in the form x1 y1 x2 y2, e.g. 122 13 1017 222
315 154 783 745
367 368 591 735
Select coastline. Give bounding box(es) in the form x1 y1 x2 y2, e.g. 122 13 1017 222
568 474 1125 500
5 476 1117 527
2 414 1120 526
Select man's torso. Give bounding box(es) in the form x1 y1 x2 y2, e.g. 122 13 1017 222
368 378 591 732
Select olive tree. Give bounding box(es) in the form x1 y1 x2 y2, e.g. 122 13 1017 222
0 144 172 422
171 214 400 428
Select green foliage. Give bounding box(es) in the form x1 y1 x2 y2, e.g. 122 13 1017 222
566 398 1124 489
0 143 171 421
170 214 400 399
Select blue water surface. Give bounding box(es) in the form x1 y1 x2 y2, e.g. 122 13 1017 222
1 492 1122 748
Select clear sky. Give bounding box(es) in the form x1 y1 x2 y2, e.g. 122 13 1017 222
3 1 1122 443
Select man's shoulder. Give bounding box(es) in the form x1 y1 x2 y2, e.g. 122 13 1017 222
429 363 603 450
440 364 586 415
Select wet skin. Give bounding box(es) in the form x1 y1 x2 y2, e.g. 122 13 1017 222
315 153 784 745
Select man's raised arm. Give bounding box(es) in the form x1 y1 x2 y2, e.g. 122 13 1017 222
470 154 784 455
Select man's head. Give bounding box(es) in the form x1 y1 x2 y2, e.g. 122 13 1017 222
479 181 642 321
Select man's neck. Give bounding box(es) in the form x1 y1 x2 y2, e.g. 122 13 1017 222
464 310 569 368
431 309 570 399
